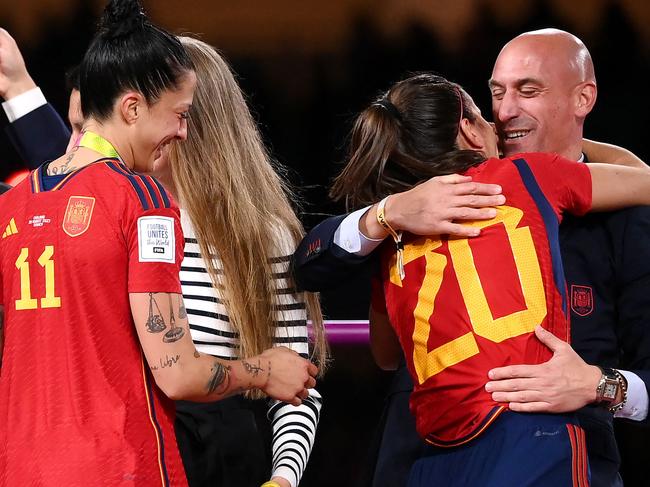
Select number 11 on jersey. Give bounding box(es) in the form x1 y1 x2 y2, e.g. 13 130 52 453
15 246 61 310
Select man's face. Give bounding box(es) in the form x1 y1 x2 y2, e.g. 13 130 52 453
489 40 579 157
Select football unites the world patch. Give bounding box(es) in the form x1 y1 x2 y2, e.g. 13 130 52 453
63 196 95 237
138 216 175 263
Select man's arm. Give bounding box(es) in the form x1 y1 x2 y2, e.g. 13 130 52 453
583 139 648 170
0 28 70 167
130 292 317 405
293 175 504 292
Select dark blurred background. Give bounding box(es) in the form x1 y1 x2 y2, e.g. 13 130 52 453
1 1 648 485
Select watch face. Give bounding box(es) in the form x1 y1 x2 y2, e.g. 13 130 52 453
604 383 618 400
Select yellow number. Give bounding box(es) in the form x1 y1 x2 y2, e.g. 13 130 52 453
14 246 62 310
389 206 547 385
38 246 61 308
15 248 38 310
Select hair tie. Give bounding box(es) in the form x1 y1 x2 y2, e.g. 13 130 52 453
373 98 402 121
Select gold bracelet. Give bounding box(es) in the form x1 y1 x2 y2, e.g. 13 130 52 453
376 196 405 281
261 482 282 487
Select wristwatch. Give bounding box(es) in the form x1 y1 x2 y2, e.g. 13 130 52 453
595 367 628 413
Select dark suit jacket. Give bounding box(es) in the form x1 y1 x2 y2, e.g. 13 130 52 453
4 103 71 169
293 207 650 487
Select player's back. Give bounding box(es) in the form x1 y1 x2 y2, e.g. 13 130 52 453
378 153 591 446
0 160 186 486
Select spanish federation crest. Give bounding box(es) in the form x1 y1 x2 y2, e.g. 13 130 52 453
63 196 96 237
570 285 594 317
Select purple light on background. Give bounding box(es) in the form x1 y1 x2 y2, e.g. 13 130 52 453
309 320 369 345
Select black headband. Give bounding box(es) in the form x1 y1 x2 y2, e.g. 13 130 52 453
373 98 402 121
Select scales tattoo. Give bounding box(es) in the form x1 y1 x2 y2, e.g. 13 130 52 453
163 294 185 343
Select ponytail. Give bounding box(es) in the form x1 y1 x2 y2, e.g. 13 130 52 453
331 73 486 209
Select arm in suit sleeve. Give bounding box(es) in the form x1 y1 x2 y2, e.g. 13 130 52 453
292 214 375 292
615 206 650 424
5 103 70 169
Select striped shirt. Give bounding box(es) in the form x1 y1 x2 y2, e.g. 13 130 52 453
179 211 321 487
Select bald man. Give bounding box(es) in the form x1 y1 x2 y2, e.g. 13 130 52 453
294 29 649 487
482 29 650 486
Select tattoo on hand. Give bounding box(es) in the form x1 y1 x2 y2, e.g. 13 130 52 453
242 359 264 377
150 354 180 371
206 361 231 395
146 293 166 333
163 294 185 343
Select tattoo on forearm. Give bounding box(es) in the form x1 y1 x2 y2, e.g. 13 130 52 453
150 354 181 371
146 293 166 333
206 361 231 395
163 294 185 343
242 359 265 377
178 302 187 319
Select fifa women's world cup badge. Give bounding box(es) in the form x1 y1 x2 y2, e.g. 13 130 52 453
63 196 96 237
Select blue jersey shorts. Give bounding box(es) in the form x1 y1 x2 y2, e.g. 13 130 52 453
408 411 590 487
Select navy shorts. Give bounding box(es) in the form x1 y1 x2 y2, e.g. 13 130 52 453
408 411 590 487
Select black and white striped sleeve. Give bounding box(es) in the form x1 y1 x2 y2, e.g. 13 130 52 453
267 234 322 487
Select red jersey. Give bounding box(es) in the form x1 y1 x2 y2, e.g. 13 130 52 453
0 160 187 486
373 153 592 447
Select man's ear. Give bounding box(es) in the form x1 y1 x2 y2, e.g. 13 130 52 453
118 91 145 124
575 81 597 118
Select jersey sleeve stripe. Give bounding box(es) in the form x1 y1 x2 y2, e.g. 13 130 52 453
105 161 150 210
135 174 161 209
31 167 41 193
140 357 171 487
512 157 568 316
149 176 172 208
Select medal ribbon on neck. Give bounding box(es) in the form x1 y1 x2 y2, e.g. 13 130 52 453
75 131 121 160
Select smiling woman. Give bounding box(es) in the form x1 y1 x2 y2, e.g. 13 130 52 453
0 0 319 486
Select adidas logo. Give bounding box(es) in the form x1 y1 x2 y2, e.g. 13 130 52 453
2 218 18 238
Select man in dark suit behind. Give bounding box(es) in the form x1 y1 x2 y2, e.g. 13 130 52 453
0 28 74 170
294 29 650 487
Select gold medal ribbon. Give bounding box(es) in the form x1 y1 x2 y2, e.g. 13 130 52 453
75 131 121 159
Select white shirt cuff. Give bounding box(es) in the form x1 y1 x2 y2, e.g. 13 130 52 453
614 370 648 421
333 206 385 256
2 87 47 123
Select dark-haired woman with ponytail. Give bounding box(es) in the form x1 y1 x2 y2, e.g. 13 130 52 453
331 73 650 486
0 1 317 485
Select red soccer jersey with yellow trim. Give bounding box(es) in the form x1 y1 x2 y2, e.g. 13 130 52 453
0 160 187 486
373 153 592 446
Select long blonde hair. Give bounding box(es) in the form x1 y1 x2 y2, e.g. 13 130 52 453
169 37 327 385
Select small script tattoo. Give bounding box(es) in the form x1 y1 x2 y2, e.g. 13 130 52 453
206 361 231 395
150 354 181 371
242 359 264 378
